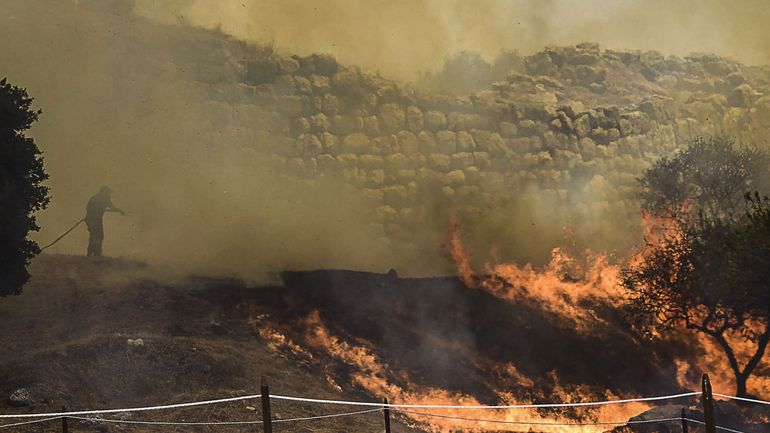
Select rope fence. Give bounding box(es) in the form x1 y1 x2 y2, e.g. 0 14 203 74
0 374 767 432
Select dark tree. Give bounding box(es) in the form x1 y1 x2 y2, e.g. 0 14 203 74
639 136 770 226
0 78 49 296
623 136 770 397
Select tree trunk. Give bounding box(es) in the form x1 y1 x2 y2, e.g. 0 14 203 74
707 326 770 398
735 374 748 399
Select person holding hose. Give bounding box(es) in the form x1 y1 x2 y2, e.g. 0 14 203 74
85 186 124 257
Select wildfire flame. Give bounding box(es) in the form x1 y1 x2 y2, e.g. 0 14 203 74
244 213 768 433
449 214 770 401
259 311 651 433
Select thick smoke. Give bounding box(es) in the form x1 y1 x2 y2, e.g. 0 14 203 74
3 0 423 280
137 0 770 81
6 0 770 280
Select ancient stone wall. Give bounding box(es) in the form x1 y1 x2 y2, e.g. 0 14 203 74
202 44 770 256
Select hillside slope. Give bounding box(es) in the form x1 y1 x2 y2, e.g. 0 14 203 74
3 256 769 432
0 255 424 433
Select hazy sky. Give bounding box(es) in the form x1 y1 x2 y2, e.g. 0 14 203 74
136 0 770 80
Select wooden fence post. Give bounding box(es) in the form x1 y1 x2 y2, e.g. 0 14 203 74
681 407 688 433
702 373 716 433
383 398 391 433
61 405 68 433
261 377 273 433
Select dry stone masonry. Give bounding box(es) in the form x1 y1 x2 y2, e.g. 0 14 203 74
202 42 770 250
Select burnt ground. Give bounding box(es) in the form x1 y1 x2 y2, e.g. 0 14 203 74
1 255 768 432
0 255 425 433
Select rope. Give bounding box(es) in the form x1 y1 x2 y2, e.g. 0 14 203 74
713 393 770 405
392 409 683 427
0 394 261 419
0 416 61 429
39 218 85 251
0 391 702 418
71 408 382 426
684 417 751 433
268 391 701 409
274 408 382 423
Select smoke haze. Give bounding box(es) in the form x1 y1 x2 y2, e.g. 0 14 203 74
136 0 770 80
3 0 424 279
4 0 770 279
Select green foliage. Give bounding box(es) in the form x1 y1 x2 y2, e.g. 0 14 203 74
0 78 49 296
624 136 770 397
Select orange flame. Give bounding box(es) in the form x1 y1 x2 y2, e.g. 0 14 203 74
297 311 649 433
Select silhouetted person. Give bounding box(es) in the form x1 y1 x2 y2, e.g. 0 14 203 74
85 186 124 257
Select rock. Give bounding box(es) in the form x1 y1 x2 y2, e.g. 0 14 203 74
364 116 380 136
341 133 370 154
361 188 384 202
396 130 419 155
310 75 331 93
298 134 323 156
383 185 409 206
472 130 506 155
359 154 384 169
320 94 339 115
574 114 593 138
321 132 338 153
417 131 437 154
499 121 518 138
445 170 466 185
406 105 424 132
313 54 338 76
310 113 330 132
274 56 299 75
294 76 312 94
623 111 652 135
9 388 31 407
726 72 746 88
127 338 144 346
428 154 451 170
379 103 406 133
385 153 409 170
296 55 316 75
367 169 386 186
727 84 761 108
245 58 278 85
575 65 606 86
518 119 537 135
525 51 558 76
331 115 362 135
451 152 474 169
292 117 311 135
371 136 399 154
456 131 476 151
435 130 457 154
425 111 447 131
473 152 491 169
